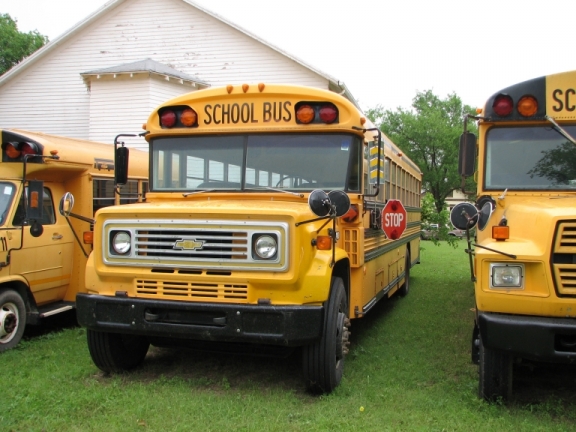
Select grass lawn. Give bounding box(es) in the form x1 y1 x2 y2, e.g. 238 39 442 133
2 242 575 431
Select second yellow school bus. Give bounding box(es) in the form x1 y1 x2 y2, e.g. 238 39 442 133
0 129 148 351
454 70 576 400
74 84 422 392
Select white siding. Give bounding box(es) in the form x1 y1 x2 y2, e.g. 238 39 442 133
87 74 193 148
0 0 329 140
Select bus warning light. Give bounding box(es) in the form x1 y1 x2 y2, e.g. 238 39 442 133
180 108 198 127
517 96 538 117
319 104 338 124
493 94 514 117
160 110 177 128
296 104 315 124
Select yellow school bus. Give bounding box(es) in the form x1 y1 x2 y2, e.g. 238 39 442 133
73 84 422 392
0 129 148 351
453 70 576 400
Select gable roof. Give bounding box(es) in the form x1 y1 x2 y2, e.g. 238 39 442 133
0 0 360 109
81 58 210 88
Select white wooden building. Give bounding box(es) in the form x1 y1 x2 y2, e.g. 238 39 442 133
0 0 358 149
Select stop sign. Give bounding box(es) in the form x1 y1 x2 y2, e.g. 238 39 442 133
381 199 407 240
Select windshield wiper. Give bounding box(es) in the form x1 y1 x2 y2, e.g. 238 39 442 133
546 115 576 145
243 186 304 198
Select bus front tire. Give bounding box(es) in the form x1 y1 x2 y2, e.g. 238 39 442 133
302 277 350 393
0 289 26 352
478 336 512 401
87 329 150 373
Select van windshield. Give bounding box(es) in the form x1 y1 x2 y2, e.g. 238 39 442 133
0 182 16 226
150 133 361 192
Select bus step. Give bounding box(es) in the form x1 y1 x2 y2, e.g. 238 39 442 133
38 302 75 318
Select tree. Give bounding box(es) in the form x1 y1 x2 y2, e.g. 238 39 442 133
366 90 477 214
0 14 48 76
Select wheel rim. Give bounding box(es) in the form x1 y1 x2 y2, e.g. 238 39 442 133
0 302 19 343
335 311 351 368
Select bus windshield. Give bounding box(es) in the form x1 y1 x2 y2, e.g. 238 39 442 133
485 125 576 190
151 133 361 192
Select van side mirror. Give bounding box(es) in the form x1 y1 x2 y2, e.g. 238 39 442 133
115 146 129 185
458 132 476 177
27 180 44 238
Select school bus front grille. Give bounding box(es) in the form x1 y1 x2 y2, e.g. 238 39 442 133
552 221 576 297
102 219 289 271
135 279 249 301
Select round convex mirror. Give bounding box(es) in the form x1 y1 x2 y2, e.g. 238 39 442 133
308 189 331 217
450 202 478 230
328 190 351 217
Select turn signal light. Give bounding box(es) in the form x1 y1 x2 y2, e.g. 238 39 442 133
492 225 509 241
315 236 332 250
83 231 94 244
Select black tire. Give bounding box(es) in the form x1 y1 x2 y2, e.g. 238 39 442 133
471 324 480 365
87 330 150 373
478 335 512 401
302 277 350 393
397 249 411 297
0 289 26 352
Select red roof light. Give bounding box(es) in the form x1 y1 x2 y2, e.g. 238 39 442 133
160 110 177 128
319 104 338 124
493 94 514 117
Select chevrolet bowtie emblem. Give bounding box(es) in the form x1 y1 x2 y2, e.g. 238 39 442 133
174 239 205 250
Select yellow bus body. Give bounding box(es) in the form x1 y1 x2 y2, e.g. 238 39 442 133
77 84 422 392
458 70 576 400
0 129 148 351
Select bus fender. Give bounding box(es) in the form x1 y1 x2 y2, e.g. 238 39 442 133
300 248 350 303
0 276 39 323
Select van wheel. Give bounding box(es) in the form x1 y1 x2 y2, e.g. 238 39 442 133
87 330 150 372
0 290 26 352
397 249 411 297
478 335 512 401
302 277 350 393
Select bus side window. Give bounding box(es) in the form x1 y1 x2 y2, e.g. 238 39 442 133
40 188 56 225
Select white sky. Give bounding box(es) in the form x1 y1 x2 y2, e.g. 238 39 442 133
2 0 576 111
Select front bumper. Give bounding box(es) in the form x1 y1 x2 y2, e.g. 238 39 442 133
479 311 576 362
76 293 323 347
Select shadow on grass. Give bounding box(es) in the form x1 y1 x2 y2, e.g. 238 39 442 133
22 309 79 341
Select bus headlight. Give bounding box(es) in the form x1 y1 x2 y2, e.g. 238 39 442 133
111 231 131 255
253 234 277 260
490 263 524 288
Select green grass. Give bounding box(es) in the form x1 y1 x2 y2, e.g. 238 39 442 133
2 242 576 431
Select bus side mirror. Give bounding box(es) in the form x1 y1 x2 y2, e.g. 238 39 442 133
458 132 476 177
27 180 44 238
115 146 129 186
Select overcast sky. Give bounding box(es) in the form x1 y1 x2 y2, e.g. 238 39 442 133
2 0 576 112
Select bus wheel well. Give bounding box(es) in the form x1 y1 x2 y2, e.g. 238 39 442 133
0 281 36 315
332 259 350 299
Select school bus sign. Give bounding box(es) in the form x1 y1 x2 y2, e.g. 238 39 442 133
382 199 406 240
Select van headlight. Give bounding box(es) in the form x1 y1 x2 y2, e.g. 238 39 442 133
253 234 277 260
111 231 131 255
490 263 524 288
